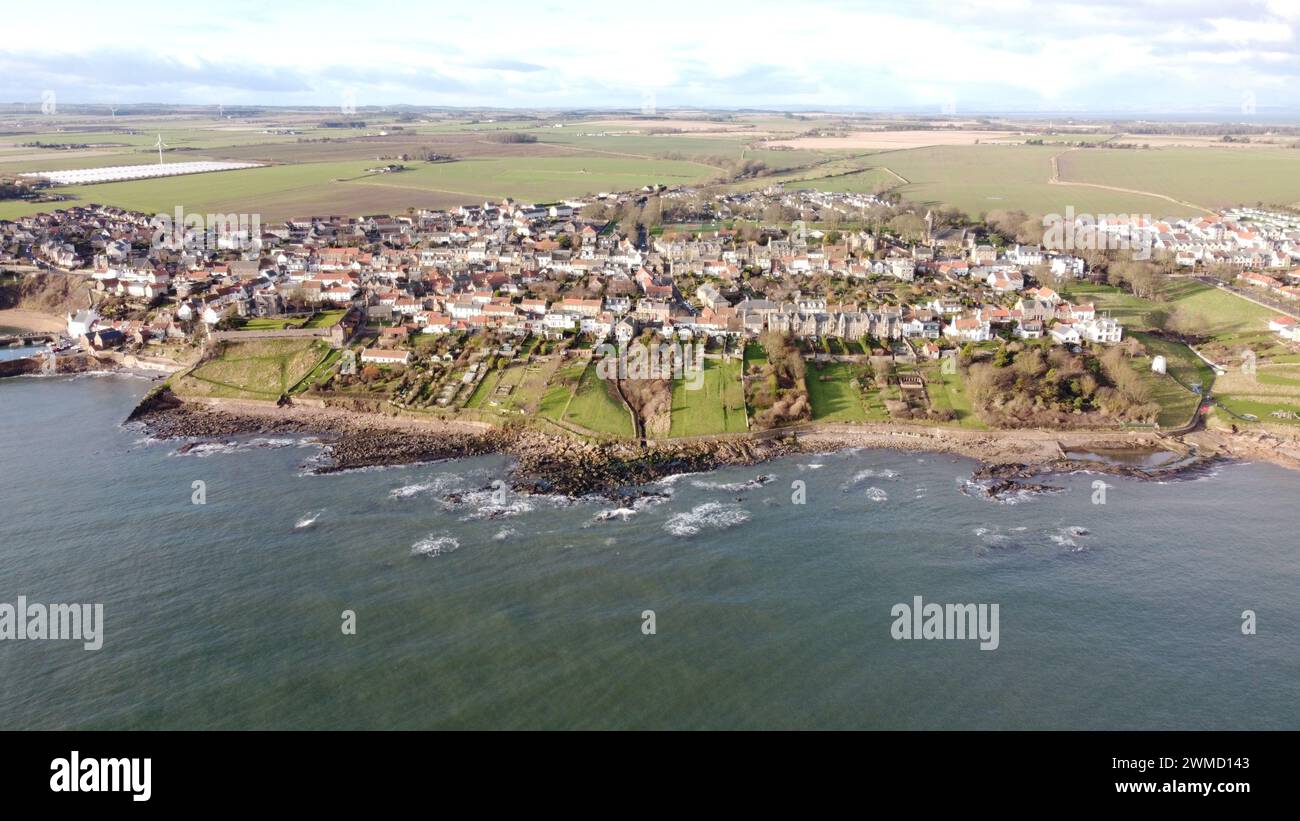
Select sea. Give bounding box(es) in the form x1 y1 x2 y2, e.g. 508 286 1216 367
1 373 1298 729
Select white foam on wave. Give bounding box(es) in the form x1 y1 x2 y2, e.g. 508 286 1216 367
450 485 536 521
665 501 751 537
854 468 899 481
590 492 671 524
494 527 517 542
690 473 775 492
1050 525 1092 553
174 441 239 457
175 436 312 459
842 468 900 491
593 507 638 522
389 473 462 499
654 472 701 487
411 534 460 557
294 510 323 529
865 486 889 502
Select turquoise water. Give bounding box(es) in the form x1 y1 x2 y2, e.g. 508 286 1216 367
1 374 1298 729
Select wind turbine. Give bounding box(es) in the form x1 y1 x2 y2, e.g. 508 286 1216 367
154 133 167 165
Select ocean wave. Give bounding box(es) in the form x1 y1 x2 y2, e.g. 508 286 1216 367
388 474 462 499
864 486 889 502
493 527 517 541
294 510 324 529
842 468 900 491
961 479 1064 505
446 484 536 521
593 507 638 522
654 472 702 487
411 534 460 558
174 436 313 458
1050 525 1092 553
590 492 672 524
690 473 775 492
172 440 240 457
971 526 1023 552
665 501 751 537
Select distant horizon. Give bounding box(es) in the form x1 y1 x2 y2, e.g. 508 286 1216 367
5 103 1300 125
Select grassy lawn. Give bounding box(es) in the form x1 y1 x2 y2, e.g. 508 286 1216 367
1064 280 1273 337
1167 280 1275 335
1211 361 1300 426
233 316 307 331
303 309 348 329
564 362 635 437
921 361 985 428
1214 396 1300 425
1127 331 1214 427
292 347 341 393
1062 281 1284 427
176 339 331 400
742 342 775 418
539 362 583 421
669 357 747 437
462 360 551 419
805 361 868 422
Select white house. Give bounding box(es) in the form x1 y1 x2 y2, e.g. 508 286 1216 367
360 347 410 366
67 309 99 338
1050 323 1082 345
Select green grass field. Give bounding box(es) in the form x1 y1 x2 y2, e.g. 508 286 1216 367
845 144 1195 217
805 361 868 422
347 155 718 202
1063 280 1274 337
668 357 747 436
564 362 635 436
1058 147 1300 211
175 338 331 400
1127 331 1214 427
10 112 1300 221
537 360 634 436
303 309 348 328
920 361 984 428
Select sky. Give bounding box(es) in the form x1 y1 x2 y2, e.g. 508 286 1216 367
3 0 1299 115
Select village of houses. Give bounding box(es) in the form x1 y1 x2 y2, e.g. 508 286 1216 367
4 185 1300 433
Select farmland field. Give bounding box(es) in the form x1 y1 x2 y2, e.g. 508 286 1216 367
784 144 1196 217
1057 147 1300 211
8 110 1300 225
346 155 718 203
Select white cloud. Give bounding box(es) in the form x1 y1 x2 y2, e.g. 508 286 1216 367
1 0 1297 111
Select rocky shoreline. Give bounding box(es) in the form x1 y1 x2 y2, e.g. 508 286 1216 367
127 389 1268 500
128 389 803 497
0 351 124 379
